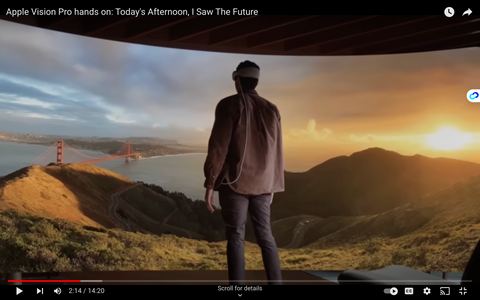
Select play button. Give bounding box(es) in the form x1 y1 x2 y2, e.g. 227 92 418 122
16 287 22 295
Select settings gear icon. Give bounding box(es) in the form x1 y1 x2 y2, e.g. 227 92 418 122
423 287 431 295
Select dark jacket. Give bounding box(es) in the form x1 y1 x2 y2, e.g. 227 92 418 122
204 90 285 195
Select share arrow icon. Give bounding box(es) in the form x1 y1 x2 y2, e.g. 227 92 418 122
463 8 472 16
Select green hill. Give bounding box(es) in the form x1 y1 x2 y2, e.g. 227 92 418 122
270 215 319 247
270 148 480 220
1 150 479 274
1 170 478 274
303 174 480 271
0 164 217 241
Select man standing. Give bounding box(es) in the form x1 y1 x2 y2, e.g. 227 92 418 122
203 61 284 285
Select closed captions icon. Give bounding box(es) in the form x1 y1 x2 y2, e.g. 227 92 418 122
467 89 480 102
405 287 414 295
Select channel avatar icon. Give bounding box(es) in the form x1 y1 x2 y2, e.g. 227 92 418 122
467 89 480 102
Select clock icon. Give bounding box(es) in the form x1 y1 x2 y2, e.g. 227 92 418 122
444 7 455 17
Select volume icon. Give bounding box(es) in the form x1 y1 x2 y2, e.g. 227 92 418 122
54 287 62 295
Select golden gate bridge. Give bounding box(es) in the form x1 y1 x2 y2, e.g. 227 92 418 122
30 140 140 165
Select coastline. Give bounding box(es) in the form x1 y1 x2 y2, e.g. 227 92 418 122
0 139 114 158
139 153 206 160
0 141 210 203
0 139 206 160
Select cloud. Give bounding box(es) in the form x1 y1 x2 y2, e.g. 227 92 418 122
289 119 423 145
0 20 323 141
0 94 55 109
289 119 386 143
105 114 136 124
0 19 479 150
348 134 379 143
290 119 334 141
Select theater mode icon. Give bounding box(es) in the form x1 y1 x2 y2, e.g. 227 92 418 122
467 89 480 102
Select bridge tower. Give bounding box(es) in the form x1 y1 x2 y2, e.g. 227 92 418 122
56 140 64 163
125 141 131 162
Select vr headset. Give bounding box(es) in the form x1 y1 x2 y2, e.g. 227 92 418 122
232 67 260 81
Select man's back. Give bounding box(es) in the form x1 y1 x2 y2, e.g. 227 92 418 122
205 89 284 195
203 60 284 285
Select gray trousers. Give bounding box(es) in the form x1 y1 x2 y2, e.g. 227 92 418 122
218 185 282 285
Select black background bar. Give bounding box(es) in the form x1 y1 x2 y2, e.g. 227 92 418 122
1 4 480 15
4 285 475 298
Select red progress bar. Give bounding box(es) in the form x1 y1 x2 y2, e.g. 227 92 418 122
8 280 82 282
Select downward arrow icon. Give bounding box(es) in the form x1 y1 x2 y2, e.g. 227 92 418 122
238 294 242 297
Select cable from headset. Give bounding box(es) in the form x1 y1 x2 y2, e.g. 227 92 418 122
221 75 249 185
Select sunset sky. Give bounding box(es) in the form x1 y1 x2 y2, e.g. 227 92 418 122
0 20 479 171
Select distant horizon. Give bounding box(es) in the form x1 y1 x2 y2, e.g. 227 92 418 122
287 147 480 173
2 133 480 174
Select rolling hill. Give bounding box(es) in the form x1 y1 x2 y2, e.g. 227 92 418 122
0 164 205 239
270 148 480 221
300 174 480 272
0 148 479 274
1 173 478 273
270 215 319 247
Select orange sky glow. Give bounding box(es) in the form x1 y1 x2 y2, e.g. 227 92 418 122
269 50 480 171
0 20 479 172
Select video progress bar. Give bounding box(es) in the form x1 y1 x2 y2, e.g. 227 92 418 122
9 280 329 283
7 279 470 283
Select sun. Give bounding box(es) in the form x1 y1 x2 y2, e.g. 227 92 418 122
426 127 472 150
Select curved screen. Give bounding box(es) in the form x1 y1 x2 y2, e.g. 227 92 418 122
0 18 479 283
